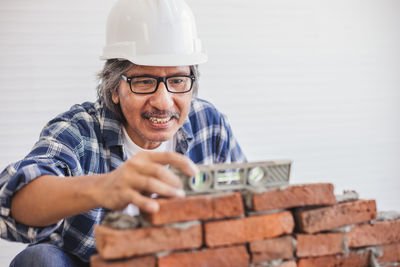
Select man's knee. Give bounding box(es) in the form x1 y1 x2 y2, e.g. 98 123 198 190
10 243 76 267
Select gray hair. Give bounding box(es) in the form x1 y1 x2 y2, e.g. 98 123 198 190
97 59 200 123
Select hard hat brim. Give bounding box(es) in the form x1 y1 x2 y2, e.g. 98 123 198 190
100 52 208 66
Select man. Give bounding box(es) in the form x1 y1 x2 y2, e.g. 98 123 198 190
0 0 246 266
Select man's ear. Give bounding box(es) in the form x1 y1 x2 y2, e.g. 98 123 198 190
111 88 119 104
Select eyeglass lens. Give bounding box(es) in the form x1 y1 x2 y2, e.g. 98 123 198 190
131 76 192 93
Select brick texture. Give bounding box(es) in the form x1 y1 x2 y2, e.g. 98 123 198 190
295 199 377 233
253 261 297 267
297 250 370 267
205 211 294 247
211 191 244 219
144 192 244 225
379 243 400 264
346 219 400 248
296 232 343 257
91 182 400 266
249 235 293 263
252 183 336 212
90 254 156 267
158 245 250 267
94 224 202 259
279 261 297 267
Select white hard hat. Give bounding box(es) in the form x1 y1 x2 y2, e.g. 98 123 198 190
100 0 208 66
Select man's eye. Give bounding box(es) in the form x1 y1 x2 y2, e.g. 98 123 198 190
133 79 155 85
169 78 184 84
141 79 155 85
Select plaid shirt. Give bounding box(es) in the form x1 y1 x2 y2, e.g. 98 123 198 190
0 97 246 262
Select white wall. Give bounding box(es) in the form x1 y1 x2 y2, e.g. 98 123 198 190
0 0 399 264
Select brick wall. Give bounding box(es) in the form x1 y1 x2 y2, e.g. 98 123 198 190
91 183 400 267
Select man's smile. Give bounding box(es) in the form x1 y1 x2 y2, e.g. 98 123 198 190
142 111 180 125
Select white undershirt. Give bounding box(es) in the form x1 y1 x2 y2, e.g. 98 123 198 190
121 126 175 216
121 126 175 158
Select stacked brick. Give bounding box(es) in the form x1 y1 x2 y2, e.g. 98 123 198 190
91 183 400 267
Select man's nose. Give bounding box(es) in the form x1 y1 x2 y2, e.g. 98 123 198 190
149 81 174 110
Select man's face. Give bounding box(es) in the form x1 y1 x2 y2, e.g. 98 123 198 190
112 65 193 149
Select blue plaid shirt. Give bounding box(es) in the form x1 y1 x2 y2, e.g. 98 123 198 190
0 97 246 262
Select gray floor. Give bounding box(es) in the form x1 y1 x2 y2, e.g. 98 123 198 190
0 239 25 266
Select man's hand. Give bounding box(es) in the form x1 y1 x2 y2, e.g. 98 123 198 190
11 151 197 226
93 151 198 213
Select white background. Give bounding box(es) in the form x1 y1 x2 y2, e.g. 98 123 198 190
0 0 399 265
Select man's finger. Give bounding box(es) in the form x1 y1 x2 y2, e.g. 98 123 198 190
146 151 199 177
128 190 159 213
132 163 183 189
130 175 185 198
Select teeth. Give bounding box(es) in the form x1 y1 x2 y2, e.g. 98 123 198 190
149 117 171 124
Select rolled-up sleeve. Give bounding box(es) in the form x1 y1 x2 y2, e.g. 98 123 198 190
0 120 83 243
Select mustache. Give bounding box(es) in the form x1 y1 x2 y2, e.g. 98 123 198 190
141 110 180 120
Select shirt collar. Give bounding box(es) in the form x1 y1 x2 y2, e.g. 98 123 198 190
97 100 124 148
175 115 194 155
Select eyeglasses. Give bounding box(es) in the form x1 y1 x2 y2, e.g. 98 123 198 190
121 74 195 94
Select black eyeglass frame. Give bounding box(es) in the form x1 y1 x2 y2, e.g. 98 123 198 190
121 74 196 94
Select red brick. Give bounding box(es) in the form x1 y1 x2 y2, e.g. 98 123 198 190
297 250 370 267
253 261 297 267
205 211 294 247
158 245 249 267
296 232 343 257
279 261 297 267
249 235 293 263
346 219 400 248
295 199 376 234
94 224 202 260
90 254 156 267
379 242 400 263
211 191 244 219
252 183 336 212
144 192 244 225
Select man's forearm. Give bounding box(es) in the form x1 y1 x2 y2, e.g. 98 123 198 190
10 152 196 228
10 174 101 227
